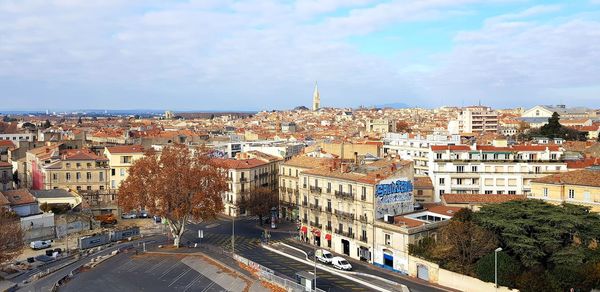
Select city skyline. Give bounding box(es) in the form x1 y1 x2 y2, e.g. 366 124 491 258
1 0 599 111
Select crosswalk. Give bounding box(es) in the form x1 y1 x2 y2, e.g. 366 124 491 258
199 232 278 253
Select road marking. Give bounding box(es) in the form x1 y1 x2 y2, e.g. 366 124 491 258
200 281 216 292
159 262 181 279
205 223 220 228
168 268 191 287
183 274 202 292
146 257 170 273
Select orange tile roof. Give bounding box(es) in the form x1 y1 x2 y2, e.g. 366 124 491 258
442 194 526 204
423 204 463 216
532 169 600 187
106 145 145 154
431 145 471 151
393 216 426 228
0 161 11 167
283 156 333 169
210 158 269 169
414 176 433 188
1 189 37 206
0 192 9 206
61 149 108 161
0 140 15 149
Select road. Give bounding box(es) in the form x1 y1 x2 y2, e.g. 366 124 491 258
183 215 445 292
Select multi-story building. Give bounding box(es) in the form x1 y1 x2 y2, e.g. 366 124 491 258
452 106 498 134
212 153 281 217
0 161 13 191
529 166 600 212
429 144 567 202
383 132 460 175
279 156 332 221
366 119 396 134
27 147 109 191
299 158 414 263
104 145 145 190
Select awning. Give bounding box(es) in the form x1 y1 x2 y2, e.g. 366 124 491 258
301 226 307 233
312 229 321 237
325 234 332 240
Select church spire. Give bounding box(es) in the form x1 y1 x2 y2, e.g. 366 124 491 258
312 81 320 111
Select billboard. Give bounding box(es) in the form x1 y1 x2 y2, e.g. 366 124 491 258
375 178 414 219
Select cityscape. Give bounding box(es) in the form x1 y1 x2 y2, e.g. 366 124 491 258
1 1 600 292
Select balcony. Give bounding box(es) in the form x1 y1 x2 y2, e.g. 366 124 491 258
302 218 308 224
325 206 333 213
286 187 294 193
326 188 332 194
279 186 286 192
325 225 332 231
309 203 322 212
334 229 354 239
240 177 247 182
334 190 354 200
310 222 322 229
358 215 368 223
334 210 355 221
309 186 322 194
359 235 368 243
301 201 308 207
360 195 367 201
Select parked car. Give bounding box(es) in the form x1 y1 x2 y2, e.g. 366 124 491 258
30 240 52 250
153 215 162 223
316 249 333 264
139 211 149 218
331 256 352 271
121 213 137 219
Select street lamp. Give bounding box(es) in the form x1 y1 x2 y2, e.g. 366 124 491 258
313 244 317 292
495 247 503 289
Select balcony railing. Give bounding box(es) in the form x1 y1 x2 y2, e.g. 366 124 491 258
334 210 355 221
240 177 247 182
302 218 308 224
302 201 308 207
334 229 354 239
325 225 332 231
359 235 368 243
358 215 368 223
360 194 367 201
310 222 322 229
326 188 332 194
334 190 354 200
325 206 333 213
309 186 322 194
286 187 294 193
309 203 322 212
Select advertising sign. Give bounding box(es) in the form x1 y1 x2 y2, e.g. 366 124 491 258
375 178 414 219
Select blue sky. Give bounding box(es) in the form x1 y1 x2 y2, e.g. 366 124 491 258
1 0 599 111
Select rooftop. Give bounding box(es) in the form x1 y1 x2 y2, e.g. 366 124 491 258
442 193 526 204
532 168 600 187
210 158 269 169
105 145 145 154
1 189 37 206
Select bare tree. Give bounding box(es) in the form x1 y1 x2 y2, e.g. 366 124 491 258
0 209 23 264
119 144 228 247
239 187 278 226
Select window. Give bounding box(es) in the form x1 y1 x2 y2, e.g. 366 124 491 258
551 154 557 160
508 191 516 194
471 166 477 172
99 186 104 190
497 191 504 194
111 169 115 176
52 173 58 181
568 189 575 199
534 166 541 174
66 163 71 168
385 234 391 246
348 184 353 195
76 163 81 168
76 186 81 191
122 156 132 163
439 189 445 195
361 186 367 200
86 172 92 180
66 172 71 181
314 179 319 187
543 188 548 197
436 153 442 159
87 186 92 191
111 180 116 188
120 169 125 176
99 172 104 182
439 178 445 185
456 178 463 185
485 190 493 194
457 166 465 173
327 182 331 193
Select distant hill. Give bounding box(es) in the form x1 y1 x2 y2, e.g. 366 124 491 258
374 102 410 109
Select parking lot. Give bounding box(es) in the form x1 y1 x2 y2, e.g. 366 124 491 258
61 252 226 292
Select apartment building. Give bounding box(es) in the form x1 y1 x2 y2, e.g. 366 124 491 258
104 145 145 190
299 158 414 263
529 167 600 212
429 144 567 202
452 106 498 134
279 156 332 221
27 146 110 191
212 153 281 217
383 133 460 175
366 119 396 134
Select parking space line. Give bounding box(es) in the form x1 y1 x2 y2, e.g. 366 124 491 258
168 268 191 287
159 262 181 279
145 257 170 273
200 281 216 292
183 275 202 292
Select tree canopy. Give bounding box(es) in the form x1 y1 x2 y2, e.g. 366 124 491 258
119 144 228 247
0 209 23 264
527 111 588 141
239 187 278 226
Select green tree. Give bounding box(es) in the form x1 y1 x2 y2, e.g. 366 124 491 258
540 112 562 138
43 119 51 128
408 236 436 261
515 267 561 292
475 251 521 288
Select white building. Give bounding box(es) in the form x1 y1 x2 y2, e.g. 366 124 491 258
383 133 460 175
429 144 567 202
450 106 498 134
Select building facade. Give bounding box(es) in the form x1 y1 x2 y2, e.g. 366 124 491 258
429 144 567 202
104 145 145 190
383 133 460 175
455 106 498 134
529 167 600 212
366 119 396 134
298 159 414 263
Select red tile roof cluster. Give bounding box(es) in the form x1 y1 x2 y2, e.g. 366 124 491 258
430 145 471 151
210 158 269 169
442 193 526 204
1 189 37 206
106 145 145 154
60 149 108 161
0 140 16 149
567 157 600 169
414 176 433 188
532 169 600 187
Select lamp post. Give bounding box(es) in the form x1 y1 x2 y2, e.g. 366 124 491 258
495 247 503 289
313 244 317 291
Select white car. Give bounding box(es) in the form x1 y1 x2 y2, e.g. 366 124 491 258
30 240 52 250
121 213 137 219
315 249 333 264
331 256 352 271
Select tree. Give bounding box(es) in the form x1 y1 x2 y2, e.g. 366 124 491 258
43 119 51 128
118 144 228 247
395 121 411 133
0 209 24 264
239 187 278 226
475 251 521 288
77 116 83 124
408 236 437 261
12 170 20 188
40 202 51 213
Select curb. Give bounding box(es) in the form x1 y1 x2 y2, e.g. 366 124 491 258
263 244 402 292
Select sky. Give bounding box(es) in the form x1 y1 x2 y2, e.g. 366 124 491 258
1 0 599 111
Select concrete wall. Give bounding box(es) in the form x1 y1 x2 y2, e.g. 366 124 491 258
408 255 517 292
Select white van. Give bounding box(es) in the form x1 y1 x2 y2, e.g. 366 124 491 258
331 256 352 271
30 240 52 250
315 249 333 264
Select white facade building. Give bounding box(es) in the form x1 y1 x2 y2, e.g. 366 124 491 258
383 133 460 175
